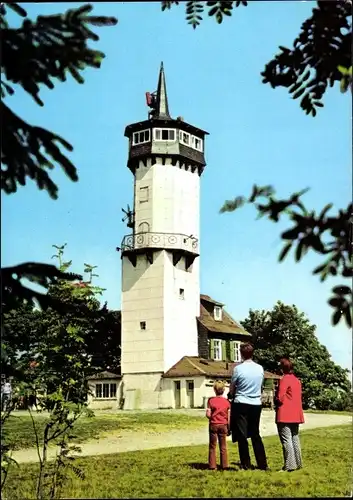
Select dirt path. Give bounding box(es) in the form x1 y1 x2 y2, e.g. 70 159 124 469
12 412 351 464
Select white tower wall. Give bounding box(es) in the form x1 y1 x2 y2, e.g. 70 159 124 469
134 158 200 238
121 158 200 376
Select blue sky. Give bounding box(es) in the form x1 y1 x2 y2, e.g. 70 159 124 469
2 2 351 371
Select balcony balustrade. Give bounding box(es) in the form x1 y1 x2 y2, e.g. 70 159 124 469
121 231 199 255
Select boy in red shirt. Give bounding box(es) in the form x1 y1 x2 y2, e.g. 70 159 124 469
206 380 231 470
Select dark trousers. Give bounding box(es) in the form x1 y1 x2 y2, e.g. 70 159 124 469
233 402 268 470
208 424 229 469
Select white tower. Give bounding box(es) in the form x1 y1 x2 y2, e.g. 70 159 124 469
120 63 208 409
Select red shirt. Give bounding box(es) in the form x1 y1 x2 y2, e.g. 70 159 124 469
207 396 230 425
275 374 305 424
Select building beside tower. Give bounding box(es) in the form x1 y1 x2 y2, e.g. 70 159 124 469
86 64 280 410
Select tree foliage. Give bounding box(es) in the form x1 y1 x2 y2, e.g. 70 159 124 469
2 245 121 498
242 302 351 410
220 187 353 328
2 248 121 382
261 1 351 117
162 1 351 113
162 0 352 327
1 3 117 309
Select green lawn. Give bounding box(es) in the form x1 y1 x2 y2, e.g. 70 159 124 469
2 411 205 450
304 409 352 416
3 425 351 498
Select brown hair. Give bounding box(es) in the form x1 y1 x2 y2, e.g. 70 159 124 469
240 343 254 360
213 380 225 395
280 358 293 374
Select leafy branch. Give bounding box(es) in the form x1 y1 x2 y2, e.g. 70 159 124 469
161 1 180 11
161 0 246 28
1 398 19 491
220 186 352 327
261 1 351 116
161 1 351 115
1 3 118 199
1 263 82 311
1 3 117 310
1 102 77 199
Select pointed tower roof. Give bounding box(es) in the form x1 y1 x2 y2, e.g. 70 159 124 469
154 62 171 120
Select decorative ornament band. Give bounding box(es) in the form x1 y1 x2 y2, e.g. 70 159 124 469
121 232 199 254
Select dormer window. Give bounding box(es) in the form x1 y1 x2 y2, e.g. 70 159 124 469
154 128 176 141
214 306 222 321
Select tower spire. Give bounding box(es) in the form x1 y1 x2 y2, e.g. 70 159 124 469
154 61 171 119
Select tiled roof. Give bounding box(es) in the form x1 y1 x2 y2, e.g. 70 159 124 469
200 294 224 306
198 295 250 336
87 371 122 380
163 356 281 380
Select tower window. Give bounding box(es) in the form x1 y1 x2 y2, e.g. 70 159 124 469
138 222 150 233
154 128 176 141
139 186 149 203
132 129 150 145
179 288 185 299
140 321 146 330
194 137 203 151
180 132 203 152
179 131 190 146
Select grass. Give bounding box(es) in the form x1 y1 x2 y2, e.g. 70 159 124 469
304 409 352 416
3 425 352 498
2 411 205 450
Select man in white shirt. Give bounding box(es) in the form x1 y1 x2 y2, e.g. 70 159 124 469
229 343 268 470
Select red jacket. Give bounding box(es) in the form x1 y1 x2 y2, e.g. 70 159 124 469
275 374 305 424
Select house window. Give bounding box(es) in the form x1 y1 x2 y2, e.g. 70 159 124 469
230 341 242 362
139 186 149 203
179 131 190 146
132 129 150 145
154 128 176 141
140 321 146 330
213 340 222 361
214 306 222 321
95 383 117 399
179 288 185 299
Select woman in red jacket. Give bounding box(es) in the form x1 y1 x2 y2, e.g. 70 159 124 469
275 358 305 472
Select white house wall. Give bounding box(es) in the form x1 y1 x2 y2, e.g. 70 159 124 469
160 377 229 409
87 379 122 410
